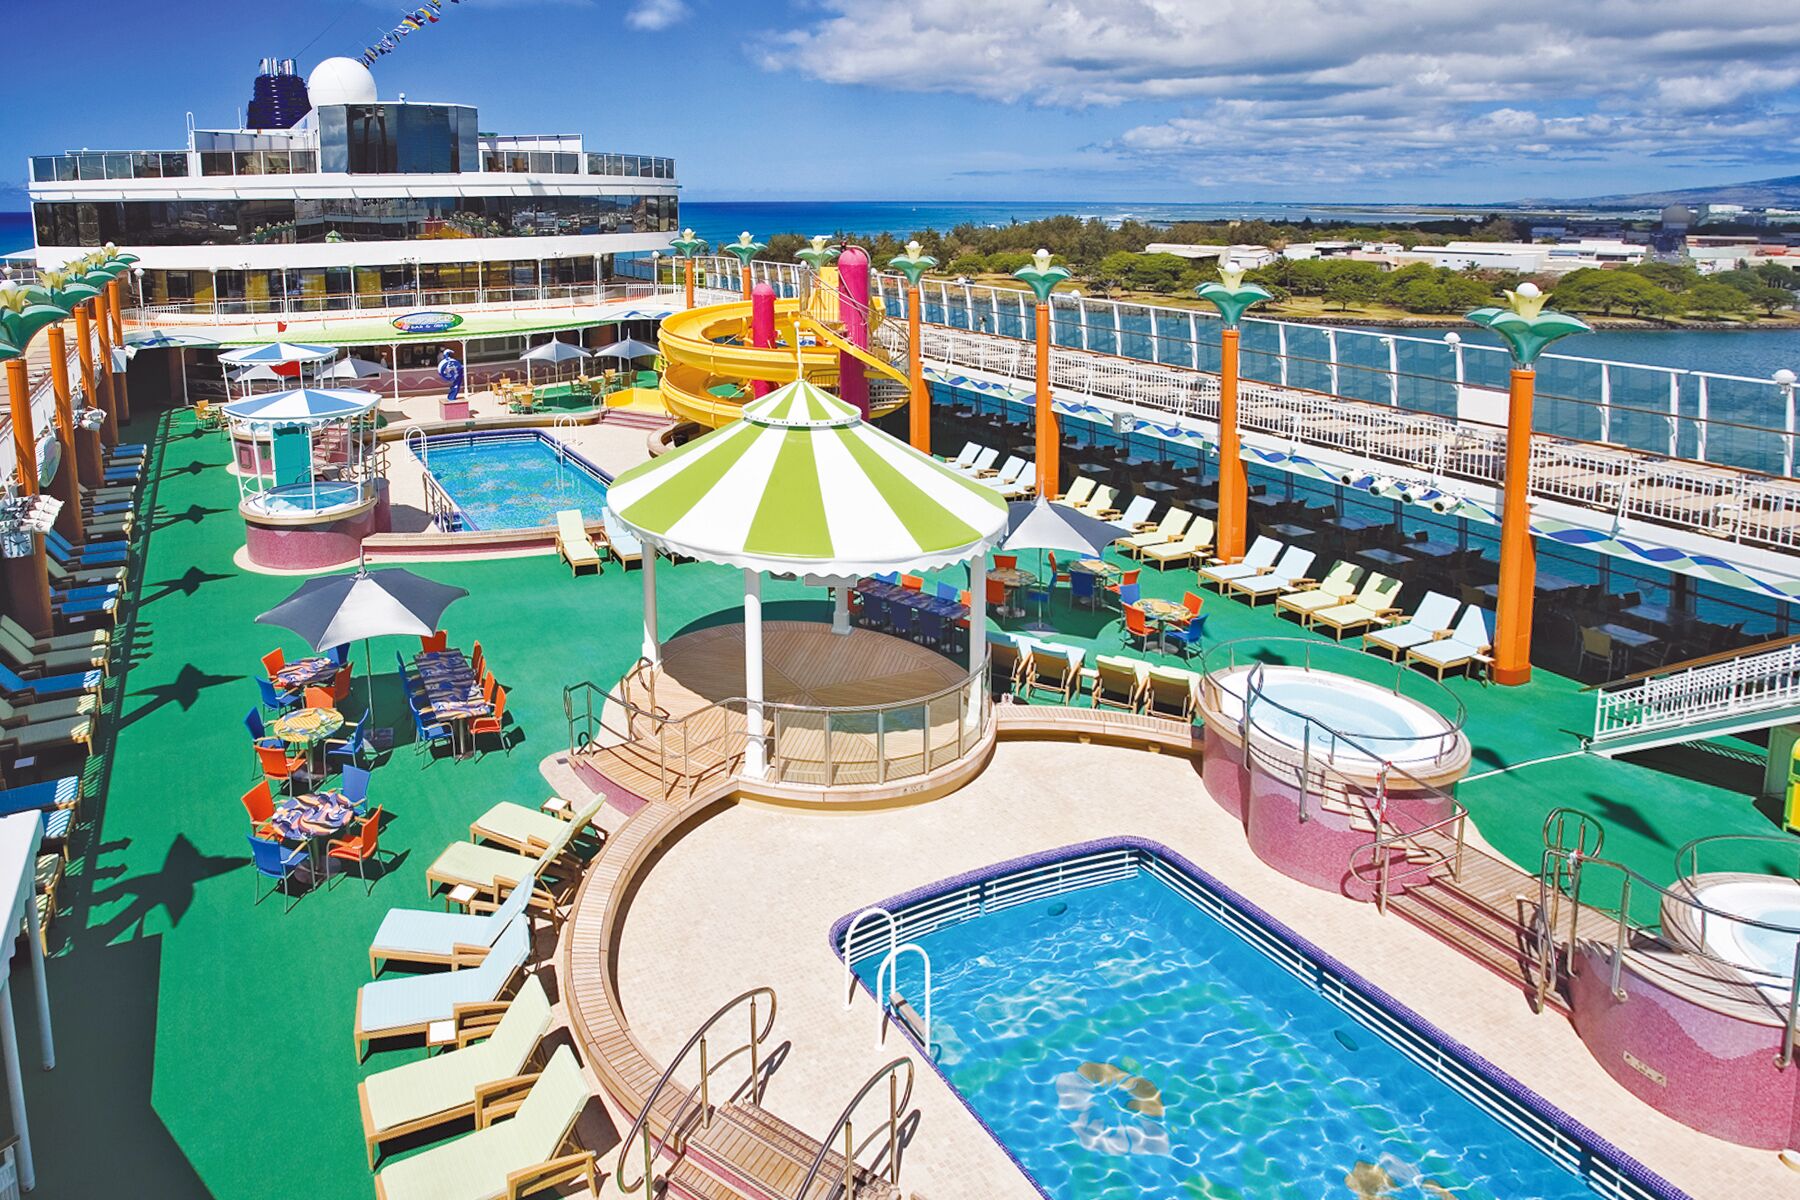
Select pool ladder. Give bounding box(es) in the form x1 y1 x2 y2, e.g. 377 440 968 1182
404 426 428 468
845 907 933 1054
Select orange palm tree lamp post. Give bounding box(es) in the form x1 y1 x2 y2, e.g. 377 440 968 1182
1194 263 1272 560
888 241 938 453
668 229 708 310
721 232 765 302
1465 283 1589 685
1013 249 1071 499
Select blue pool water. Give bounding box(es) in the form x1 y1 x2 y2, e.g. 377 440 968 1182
422 433 609 531
858 869 1595 1200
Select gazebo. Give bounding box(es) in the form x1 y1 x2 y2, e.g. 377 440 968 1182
221 387 383 569
605 380 1008 779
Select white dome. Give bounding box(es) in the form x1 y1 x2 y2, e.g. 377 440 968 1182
307 57 377 107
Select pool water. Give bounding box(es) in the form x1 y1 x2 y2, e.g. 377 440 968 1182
423 433 609 531
859 871 1593 1199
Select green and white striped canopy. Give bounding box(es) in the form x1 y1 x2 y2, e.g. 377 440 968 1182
606 380 1008 574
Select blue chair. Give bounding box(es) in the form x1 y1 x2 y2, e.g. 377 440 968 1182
918 611 948 649
0 661 100 701
936 582 960 602
1162 613 1207 658
861 596 890 631
327 709 370 769
411 703 452 757
875 571 899 585
1070 571 1098 610
247 835 310 911
340 764 373 815
1115 582 1140 609
46 529 127 567
257 677 299 717
329 644 350 668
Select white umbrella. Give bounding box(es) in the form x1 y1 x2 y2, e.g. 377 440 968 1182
319 357 388 381
1000 498 1123 632
521 338 590 365
591 338 659 361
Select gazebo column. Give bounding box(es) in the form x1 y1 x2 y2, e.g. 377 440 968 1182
832 582 851 634
743 568 766 779
641 548 661 665
969 554 988 678
0 978 32 1192
25 895 53 1071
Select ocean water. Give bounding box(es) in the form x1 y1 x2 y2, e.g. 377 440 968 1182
855 867 1597 1200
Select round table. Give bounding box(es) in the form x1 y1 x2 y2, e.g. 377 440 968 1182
270 707 343 776
990 567 1039 618
1138 598 1192 651
267 790 360 880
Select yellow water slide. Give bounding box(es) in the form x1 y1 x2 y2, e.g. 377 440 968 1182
656 295 910 428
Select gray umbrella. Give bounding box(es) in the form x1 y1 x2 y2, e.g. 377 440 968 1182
319 356 389 381
256 564 469 735
1001 498 1123 632
521 338 590 364
590 337 660 361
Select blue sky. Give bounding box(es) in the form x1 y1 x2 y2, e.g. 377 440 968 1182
1 0 1796 205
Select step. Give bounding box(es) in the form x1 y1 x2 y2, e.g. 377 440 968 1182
1385 890 1567 1013
1404 879 1537 965
668 1158 754 1200
696 1104 900 1200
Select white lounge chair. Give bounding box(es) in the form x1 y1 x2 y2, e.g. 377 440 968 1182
1108 496 1155 532
1230 547 1318 603
1075 485 1118 518
1197 536 1282 591
943 441 980 470
368 872 536 975
554 510 601 576
956 447 1000 476
1275 560 1365 622
1140 517 1216 571
995 462 1037 498
1055 477 1098 509
1407 606 1495 679
1120 508 1193 557
1311 574 1405 640
354 914 531 1057
601 509 642 568
1364 592 1460 659
980 454 1026 481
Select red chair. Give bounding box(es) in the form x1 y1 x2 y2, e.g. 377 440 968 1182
256 742 305 793
1183 591 1205 619
261 648 286 679
1123 604 1154 651
303 685 334 710
330 665 353 705
420 630 448 653
482 669 499 705
1048 552 1070 585
327 806 390 895
986 577 1007 612
1106 568 1142 604
900 574 924 591
469 688 509 757
993 554 1018 571
470 639 486 681
240 780 278 837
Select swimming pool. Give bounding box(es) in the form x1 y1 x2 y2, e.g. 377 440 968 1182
842 842 1676 1200
420 430 610 531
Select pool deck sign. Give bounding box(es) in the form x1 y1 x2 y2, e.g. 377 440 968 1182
391 311 464 336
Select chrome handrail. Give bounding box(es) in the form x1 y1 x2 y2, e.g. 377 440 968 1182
614 986 778 1197
792 1057 915 1200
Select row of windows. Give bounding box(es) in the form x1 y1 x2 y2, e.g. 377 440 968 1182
31 149 674 182
33 194 679 247
141 257 608 308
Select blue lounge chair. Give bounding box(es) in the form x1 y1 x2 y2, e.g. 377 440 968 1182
247 835 310 912
0 777 81 819
354 914 531 1055
368 875 535 974
46 529 126 566
52 593 117 623
110 443 148 458
0 661 101 701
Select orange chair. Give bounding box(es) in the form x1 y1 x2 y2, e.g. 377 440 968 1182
1123 604 1154 651
261 648 286 679
1183 591 1205 619
331 665 353 705
1106 568 1142 602
303 685 335 710
327 806 390 894
255 743 305 793
482 670 499 704
1048 552 1070 585
986 577 1007 612
901 574 924 591
469 688 509 756
470 639 485 681
994 554 1018 571
240 780 278 837
420 630 448 653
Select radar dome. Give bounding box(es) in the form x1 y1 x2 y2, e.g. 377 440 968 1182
307 57 377 106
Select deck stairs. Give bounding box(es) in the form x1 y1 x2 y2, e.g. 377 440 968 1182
666 1103 902 1200
1588 635 1800 757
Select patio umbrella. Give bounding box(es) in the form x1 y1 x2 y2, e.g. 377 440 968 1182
318 357 388 381
1000 498 1124 632
520 338 589 364
590 337 659 361
255 564 469 737
221 388 377 427
218 341 336 366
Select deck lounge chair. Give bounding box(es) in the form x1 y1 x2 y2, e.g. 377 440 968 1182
368 873 537 975
1055 477 1097 510
1197 537 1282 591
1120 508 1193 558
1145 666 1201 722
0 625 108 675
369 1044 594 1200
994 464 1038 498
955 447 1000 476
1274 561 1365 623
0 689 98 727
353 914 530 1058
46 555 126 591
1364 592 1460 660
0 614 109 655
0 660 102 702
425 810 594 921
553 510 602 577
979 454 1026 481
1310 574 1405 641
1140 517 1216 571
1230 547 1318 604
1407 606 1495 679
600 510 643 568
943 441 980 471
1090 655 1145 712
985 637 1029 696
1108 496 1155 533
359 975 555 1168
0 697 95 756
0 777 81 820
1074 485 1117 519
1020 643 1082 703
469 797 605 857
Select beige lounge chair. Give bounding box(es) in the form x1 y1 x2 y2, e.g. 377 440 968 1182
1140 517 1216 571
554 510 601 577
1090 656 1144 712
1310 574 1405 641
1406 606 1494 680
986 638 1030 696
1074 485 1117 518
469 797 605 856
1055 477 1097 510
1021 644 1082 703
1274 560 1365 623
370 1044 595 1200
1145 666 1200 722
1196 536 1281 591
1120 508 1193 558
360 975 554 1167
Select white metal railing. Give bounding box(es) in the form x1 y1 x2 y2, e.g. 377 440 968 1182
1592 638 1800 744
124 281 665 325
843 908 898 1011
874 943 932 1050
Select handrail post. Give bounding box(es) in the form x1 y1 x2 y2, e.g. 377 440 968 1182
876 709 886 784
699 1036 710 1128
749 995 761 1103
1298 724 1311 823
1453 810 1466 881
641 1126 654 1200
1610 877 1631 999
888 1072 899 1184
1567 857 1584 977
843 1121 855 1197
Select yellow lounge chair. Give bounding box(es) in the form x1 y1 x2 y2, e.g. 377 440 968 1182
1055 477 1098 509
1275 560 1365 623
1075 484 1118 518
1310 574 1405 641
1122 508 1194 558
553 510 602 577
1090 655 1145 712
1141 517 1216 570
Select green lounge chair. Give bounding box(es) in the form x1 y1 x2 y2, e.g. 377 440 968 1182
0 614 109 654
0 697 94 757
370 1044 594 1200
0 691 99 726
353 913 530 1058
359 975 554 1168
469 797 604 857
0 624 108 675
426 803 596 913
368 874 536 975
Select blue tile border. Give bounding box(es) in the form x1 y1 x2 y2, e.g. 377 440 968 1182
829 835 1690 1200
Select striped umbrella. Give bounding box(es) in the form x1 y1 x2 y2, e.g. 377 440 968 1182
218 341 336 365
606 380 1008 575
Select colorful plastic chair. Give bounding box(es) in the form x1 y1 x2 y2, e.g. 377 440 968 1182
328 807 390 894
247 836 310 911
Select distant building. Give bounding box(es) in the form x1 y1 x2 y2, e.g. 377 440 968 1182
1661 204 1695 232
1142 243 1278 269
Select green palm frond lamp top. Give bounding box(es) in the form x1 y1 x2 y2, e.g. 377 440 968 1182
1013 248 1070 303
796 235 840 271
1194 262 1272 328
888 240 938 287
721 231 765 266
0 280 72 347
0 337 20 363
1465 282 1590 367
667 228 709 259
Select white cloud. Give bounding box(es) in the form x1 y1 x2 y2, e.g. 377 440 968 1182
761 1 1800 187
627 0 689 31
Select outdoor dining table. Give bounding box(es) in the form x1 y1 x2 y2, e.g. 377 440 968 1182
1069 559 1123 610
988 567 1039 618
1407 539 1461 559
269 706 343 778
266 789 359 882
1622 602 1684 627
415 650 491 759
271 655 336 693
1269 523 1313 541
1359 547 1411 568
1138 598 1192 652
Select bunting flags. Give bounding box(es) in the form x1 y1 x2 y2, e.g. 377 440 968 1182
359 1 462 65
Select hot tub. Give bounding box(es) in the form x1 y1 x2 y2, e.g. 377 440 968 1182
1665 874 1800 996
1204 663 1465 773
